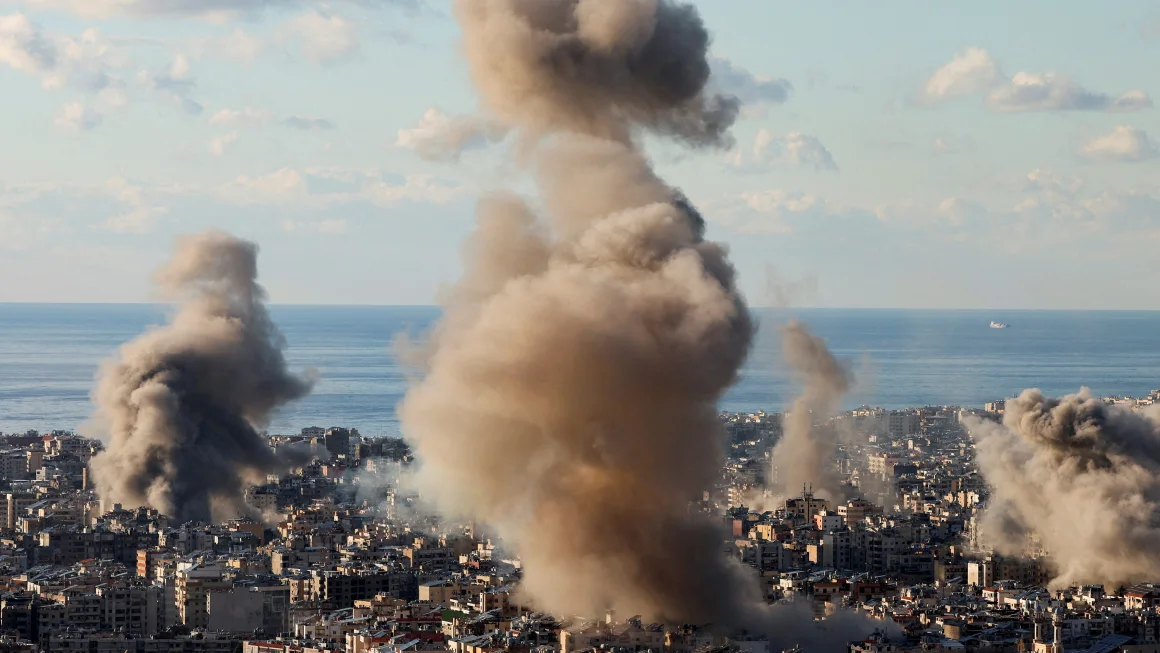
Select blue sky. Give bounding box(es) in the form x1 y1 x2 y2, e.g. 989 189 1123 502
1 0 1159 308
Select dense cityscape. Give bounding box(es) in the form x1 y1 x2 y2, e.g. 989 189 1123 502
0 391 1156 653
2 0 1157 652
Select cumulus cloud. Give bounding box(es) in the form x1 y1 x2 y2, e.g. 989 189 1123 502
919 47 1001 102
190 8 386 67
710 190 849 234
101 178 168 234
209 131 239 156
0 179 171 236
1081 125 1159 163
231 168 306 198
0 14 130 126
919 47 1151 112
729 129 837 172
989 72 1151 112
140 54 203 115
395 108 508 162
1084 191 1160 230
210 106 272 126
709 56 793 112
1021 168 1083 197
743 190 828 216
0 13 55 75
935 197 987 225
54 100 101 132
283 11 359 64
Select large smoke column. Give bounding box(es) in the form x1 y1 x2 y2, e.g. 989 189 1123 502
768 320 853 503
399 0 876 644
87 231 315 524
401 0 754 627
400 1 879 647
969 388 1160 589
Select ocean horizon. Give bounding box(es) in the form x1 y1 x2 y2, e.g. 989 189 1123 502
2 303 1158 437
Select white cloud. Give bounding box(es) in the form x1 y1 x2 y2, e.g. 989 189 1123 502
362 173 466 206
728 130 837 172
919 47 1151 113
1084 191 1160 229
718 190 841 233
395 108 508 162
1081 125 1159 163
209 131 239 156
762 130 836 171
282 218 348 235
101 178 168 233
987 72 1150 112
233 168 306 200
741 189 824 216
0 17 138 129
284 115 335 130
0 15 126 93
188 8 397 67
1111 89 1153 112
1005 169 1090 224
0 13 55 75
1021 168 1083 196
53 100 101 132
935 197 987 225
918 47 1001 103
709 56 793 111
140 54 203 115
284 12 359 65
210 106 272 126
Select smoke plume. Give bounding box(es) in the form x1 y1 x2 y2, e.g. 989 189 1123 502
769 320 853 503
400 1 877 647
969 388 1160 589
87 231 314 524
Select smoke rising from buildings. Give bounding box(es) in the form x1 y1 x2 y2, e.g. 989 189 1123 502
399 0 877 647
769 320 853 503
969 388 1160 589
401 0 751 627
87 231 315 525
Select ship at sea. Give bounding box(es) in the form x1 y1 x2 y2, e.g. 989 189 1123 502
990 321 1009 329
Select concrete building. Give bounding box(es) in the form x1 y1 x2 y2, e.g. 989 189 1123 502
324 429 350 459
176 564 232 629
5 491 37 531
96 583 161 636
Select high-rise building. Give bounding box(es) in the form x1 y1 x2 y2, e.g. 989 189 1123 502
323 428 350 459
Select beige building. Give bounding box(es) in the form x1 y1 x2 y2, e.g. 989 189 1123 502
176 564 232 628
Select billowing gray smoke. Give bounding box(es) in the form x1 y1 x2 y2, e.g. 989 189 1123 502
970 388 1160 589
769 320 853 502
400 0 876 647
87 231 314 524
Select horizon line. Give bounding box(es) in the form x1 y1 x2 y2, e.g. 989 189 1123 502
1 301 1159 313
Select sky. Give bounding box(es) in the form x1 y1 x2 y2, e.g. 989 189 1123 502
1 0 1159 309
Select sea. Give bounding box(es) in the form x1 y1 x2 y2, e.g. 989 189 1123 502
1 303 1159 437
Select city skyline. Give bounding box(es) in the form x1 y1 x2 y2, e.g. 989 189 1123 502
2 0 1160 309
